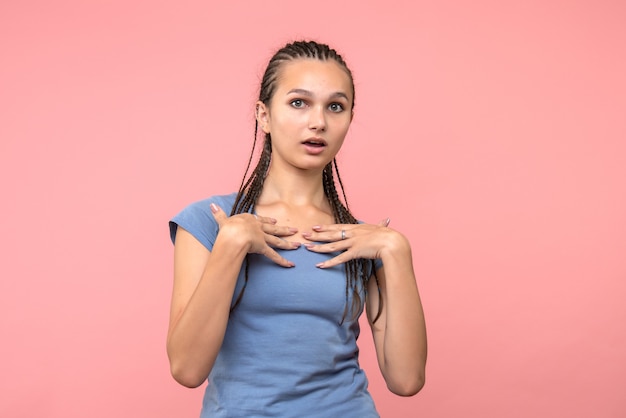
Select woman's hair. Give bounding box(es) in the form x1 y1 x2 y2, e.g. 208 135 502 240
230 40 381 323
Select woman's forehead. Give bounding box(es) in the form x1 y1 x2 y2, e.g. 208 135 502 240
275 59 353 98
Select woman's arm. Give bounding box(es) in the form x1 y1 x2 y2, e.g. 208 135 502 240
167 225 247 388
303 223 427 396
167 205 298 388
365 232 427 396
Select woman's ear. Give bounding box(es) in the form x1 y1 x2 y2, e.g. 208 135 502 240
256 101 270 134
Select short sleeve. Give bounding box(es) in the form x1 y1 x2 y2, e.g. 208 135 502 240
374 257 383 272
169 193 238 251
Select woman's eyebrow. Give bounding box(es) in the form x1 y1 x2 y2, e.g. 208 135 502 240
329 92 349 101
286 88 313 96
286 88 349 101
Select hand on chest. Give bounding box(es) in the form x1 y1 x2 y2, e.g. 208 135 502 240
256 204 335 244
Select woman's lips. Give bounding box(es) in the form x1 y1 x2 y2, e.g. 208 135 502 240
301 138 327 155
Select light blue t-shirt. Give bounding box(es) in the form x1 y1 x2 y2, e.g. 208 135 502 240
169 193 380 418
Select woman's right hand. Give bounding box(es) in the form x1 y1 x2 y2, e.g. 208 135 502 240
210 203 299 267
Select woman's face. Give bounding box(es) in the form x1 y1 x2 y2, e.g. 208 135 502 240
257 59 354 172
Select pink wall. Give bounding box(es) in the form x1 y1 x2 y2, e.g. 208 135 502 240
2 1 625 416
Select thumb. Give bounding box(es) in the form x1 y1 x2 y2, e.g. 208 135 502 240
210 203 228 226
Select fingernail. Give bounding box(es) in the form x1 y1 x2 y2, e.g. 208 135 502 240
303 243 313 249
270 218 277 224
316 262 325 268
312 225 321 231
289 227 298 233
292 242 301 248
210 203 219 213
385 217 391 226
302 232 311 238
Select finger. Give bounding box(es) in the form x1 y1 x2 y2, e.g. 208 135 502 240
262 224 299 237
261 246 295 268
303 229 350 243
267 234 301 250
254 214 277 224
304 240 350 253
311 224 350 232
315 251 352 269
378 217 391 227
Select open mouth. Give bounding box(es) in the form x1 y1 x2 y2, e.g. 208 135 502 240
302 139 327 147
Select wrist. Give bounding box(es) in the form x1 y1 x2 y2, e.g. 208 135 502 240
379 230 411 261
213 223 252 258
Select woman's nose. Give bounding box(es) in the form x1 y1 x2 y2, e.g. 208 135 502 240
308 106 327 131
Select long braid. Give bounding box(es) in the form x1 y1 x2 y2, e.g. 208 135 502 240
323 160 382 323
232 120 260 214
229 40 380 322
229 133 271 313
331 159 383 322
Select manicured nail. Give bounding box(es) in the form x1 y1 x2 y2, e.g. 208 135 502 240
288 227 298 233
210 203 219 213
292 242 301 248
312 225 322 231
385 217 391 226
301 232 311 238
316 262 325 268
303 243 314 249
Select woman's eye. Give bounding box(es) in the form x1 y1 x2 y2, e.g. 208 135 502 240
290 99 305 108
329 103 344 112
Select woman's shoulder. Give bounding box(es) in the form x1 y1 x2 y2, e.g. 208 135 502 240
180 192 239 214
171 192 239 226
168 192 238 248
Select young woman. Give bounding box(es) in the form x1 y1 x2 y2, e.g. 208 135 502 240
168 40 426 417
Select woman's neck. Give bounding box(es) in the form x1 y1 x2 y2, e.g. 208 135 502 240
258 165 328 209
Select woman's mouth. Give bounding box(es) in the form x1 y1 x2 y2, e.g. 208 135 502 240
302 138 327 147
301 138 327 154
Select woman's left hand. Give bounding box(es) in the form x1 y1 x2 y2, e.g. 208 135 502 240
302 218 408 268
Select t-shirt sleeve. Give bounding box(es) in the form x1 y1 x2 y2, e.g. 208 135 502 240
169 195 236 251
373 257 383 272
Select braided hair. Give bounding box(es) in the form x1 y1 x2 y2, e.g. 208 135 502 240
230 40 381 323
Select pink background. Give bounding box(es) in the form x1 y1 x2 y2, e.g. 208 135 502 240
2 1 625 417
